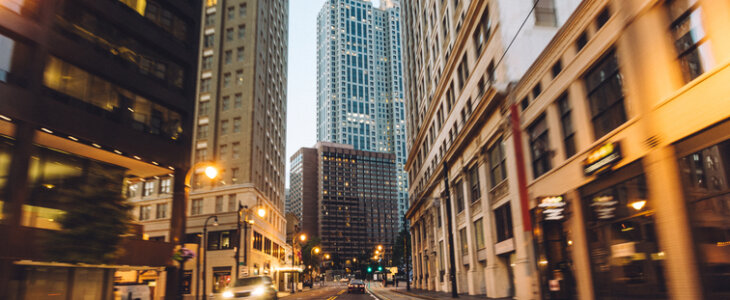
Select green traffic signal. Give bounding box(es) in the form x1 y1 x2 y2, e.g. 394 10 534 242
378 266 383 272
367 267 372 272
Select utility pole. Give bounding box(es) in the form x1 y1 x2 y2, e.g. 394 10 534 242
442 162 458 298
235 203 243 280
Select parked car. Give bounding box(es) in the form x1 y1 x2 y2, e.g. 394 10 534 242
347 279 365 294
218 276 277 300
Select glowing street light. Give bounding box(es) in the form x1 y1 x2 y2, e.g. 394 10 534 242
377 244 383 251
313 247 321 254
299 233 307 242
204 166 218 179
324 254 331 260
257 207 266 218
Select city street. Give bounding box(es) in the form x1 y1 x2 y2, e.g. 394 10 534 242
280 281 412 300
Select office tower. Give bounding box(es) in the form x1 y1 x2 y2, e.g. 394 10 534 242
402 0 579 298
288 147 317 231
293 142 398 265
129 0 292 296
316 0 409 218
0 0 200 298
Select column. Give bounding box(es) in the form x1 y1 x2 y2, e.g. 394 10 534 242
460 169 478 295
566 190 594 300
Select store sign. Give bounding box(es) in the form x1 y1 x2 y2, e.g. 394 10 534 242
583 142 622 176
538 196 566 221
591 195 617 219
611 242 636 258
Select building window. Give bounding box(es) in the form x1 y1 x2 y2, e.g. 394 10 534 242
236 70 243 85
156 203 168 219
534 0 557 26
208 230 234 250
557 94 576 158
202 56 213 70
495 203 513 242
199 101 210 116
223 73 231 87
576 32 588 52
528 114 551 178
237 47 244 62
143 181 155 196
473 7 491 55
253 231 263 250
457 54 469 90
200 78 211 93
215 195 224 213
224 50 232 64
204 34 214 48
233 117 241 132
159 178 172 194
221 119 229 135
239 3 246 17
222 96 230 111
191 198 203 215
226 28 233 41
469 165 481 202
219 144 228 160
195 148 207 162
227 6 234 20
139 205 151 220
459 227 468 255
238 25 246 40
473 218 485 249
228 194 237 212
551 60 562 78
234 93 243 108
596 7 610 29
454 180 465 213
128 183 138 198
488 139 507 188
197 124 208 139
232 142 240 159
205 13 215 26
231 168 239 182
532 83 542 99
206 0 216 7
667 0 712 83
584 50 626 139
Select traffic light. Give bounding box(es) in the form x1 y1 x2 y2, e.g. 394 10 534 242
377 266 383 272
367 266 372 273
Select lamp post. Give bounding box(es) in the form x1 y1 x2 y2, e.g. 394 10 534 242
201 215 219 299
235 205 266 280
166 162 218 300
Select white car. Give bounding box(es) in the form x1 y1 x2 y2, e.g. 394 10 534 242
216 276 278 300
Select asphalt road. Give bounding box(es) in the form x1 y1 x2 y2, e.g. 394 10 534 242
280 283 376 300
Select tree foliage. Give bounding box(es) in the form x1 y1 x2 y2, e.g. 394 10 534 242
45 162 132 264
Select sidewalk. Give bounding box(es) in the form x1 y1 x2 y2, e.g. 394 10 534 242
368 282 511 300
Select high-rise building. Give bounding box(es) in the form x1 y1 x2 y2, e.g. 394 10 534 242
292 142 398 265
129 0 292 297
0 0 200 298
288 147 317 233
316 0 409 218
402 0 579 298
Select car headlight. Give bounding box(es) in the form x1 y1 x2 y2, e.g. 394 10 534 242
251 286 266 296
222 291 234 299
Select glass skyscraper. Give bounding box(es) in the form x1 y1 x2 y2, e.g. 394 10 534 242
316 0 408 217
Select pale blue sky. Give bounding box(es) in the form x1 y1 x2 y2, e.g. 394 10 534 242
285 0 381 187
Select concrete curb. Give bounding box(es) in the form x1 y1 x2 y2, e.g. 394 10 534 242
392 289 438 300
366 283 389 300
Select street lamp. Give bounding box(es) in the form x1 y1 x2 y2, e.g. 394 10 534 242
201 215 219 299
299 233 307 242
235 205 266 280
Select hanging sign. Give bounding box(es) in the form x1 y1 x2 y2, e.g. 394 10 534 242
583 142 622 176
537 196 566 221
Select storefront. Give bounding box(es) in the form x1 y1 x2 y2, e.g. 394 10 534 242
675 120 730 299
533 196 574 300
579 161 667 299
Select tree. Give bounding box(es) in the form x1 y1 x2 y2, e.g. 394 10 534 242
392 218 411 268
45 162 132 264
